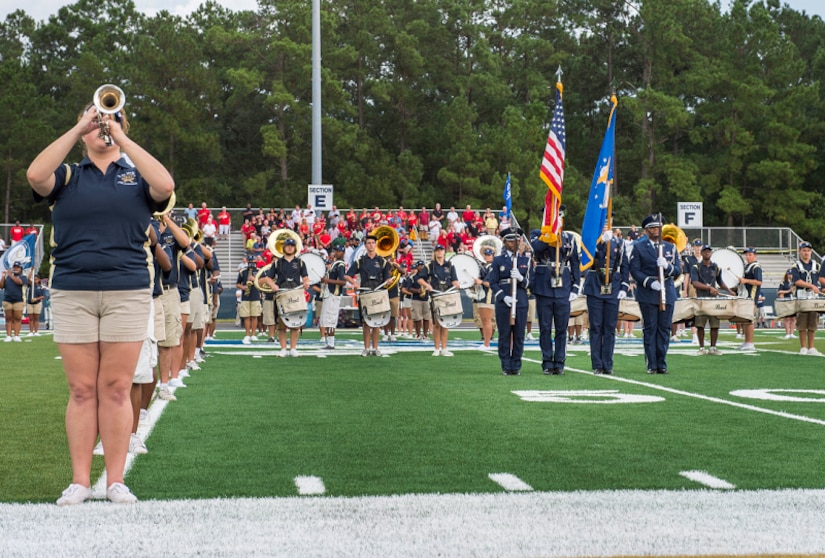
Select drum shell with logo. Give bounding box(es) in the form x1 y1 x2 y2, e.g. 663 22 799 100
729 298 755 323
672 298 695 324
618 299 642 322
570 295 588 317
431 290 463 328
275 288 308 328
796 296 825 313
693 297 736 320
774 298 796 319
359 289 391 315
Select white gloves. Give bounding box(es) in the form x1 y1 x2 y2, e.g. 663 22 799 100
601 230 613 243
650 280 662 291
656 256 668 268
503 295 514 307
568 293 578 302
510 268 524 282
617 291 627 300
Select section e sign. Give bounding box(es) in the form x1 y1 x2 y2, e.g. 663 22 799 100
308 184 333 212
677 202 703 229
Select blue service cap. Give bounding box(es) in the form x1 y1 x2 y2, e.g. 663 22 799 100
12 261 23 268
641 215 661 229
692 239 703 246
742 247 756 254
799 241 813 249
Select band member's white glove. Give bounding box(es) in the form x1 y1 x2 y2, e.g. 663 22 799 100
503 295 514 307
510 268 524 282
601 230 613 243
656 256 668 268
568 293 578 302
650 280 662 291
617 290 628 300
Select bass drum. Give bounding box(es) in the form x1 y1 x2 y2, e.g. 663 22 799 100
299 252 326 286
449 253 481 289
710 248 744 290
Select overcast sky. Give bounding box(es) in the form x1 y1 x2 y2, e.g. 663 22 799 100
1 0 823 27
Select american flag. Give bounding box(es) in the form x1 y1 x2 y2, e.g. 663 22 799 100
539 80 566 244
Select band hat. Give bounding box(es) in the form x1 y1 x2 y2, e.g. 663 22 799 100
701 244 713 252
499 226 522 240
415 260 425 266
483 248 495 255
742 247 757 254
641 215 661 229
283 238 297 246
692 239 703 246
433 244 446 250
12 261 23 268
799 241 813 249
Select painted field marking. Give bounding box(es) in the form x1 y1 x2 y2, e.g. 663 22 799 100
731 389 825 402
513 390 665 404
295 476 326 495
488 473 533 492
680 470 736 490
520 356 825 427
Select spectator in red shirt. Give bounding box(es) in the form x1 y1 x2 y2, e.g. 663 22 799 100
462 204 475 230
437 229 449 250
240 219 256 241
397 206 407 223
460 230 474 252
346 208 358 230
371 206 383 223
10 221 24 243
407 211 418 234
197 202 211 227
418 207 430 240
218 207 231 240
25 224 39 237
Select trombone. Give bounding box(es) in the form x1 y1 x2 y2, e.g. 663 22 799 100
93 84 125 147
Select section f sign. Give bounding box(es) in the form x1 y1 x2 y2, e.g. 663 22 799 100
677 202 703 229
308 184 334 211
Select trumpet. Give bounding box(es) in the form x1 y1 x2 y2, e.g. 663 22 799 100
93 84 125 147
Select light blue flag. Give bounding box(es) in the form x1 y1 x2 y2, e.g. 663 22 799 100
580 96 618 271
503 172 512 219
1 233 37 272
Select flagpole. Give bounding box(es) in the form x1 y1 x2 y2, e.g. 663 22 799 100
604 85 618 283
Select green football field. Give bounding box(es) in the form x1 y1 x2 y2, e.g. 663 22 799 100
2 325 825 504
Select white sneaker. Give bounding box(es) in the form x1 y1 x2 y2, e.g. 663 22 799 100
441 349 454 357
129 433 148 455
13 336 21 342
3 337 11 343
279 349 288 358
33 332 41 336
389 335 397 342
808 348 821 356
93 440 104 455
790 334 798 339
800 347 809 355
708 346 723 356
242 336 251 345
106 482 138 504
186 361 201 371
691 336 699 345
157 386 176 401
738 343 756 351
56 483 92 506
432 349 442 357
736 333 744 340
526 333 535 341
250 335 259 341
169 378 186 388
382 334 389 342
670 335 679 343
194 354 205 363
373 348 383 357
361 348 370 357
290 348 300 357
179 368 191 378
697 348 708 356
139 409 149 424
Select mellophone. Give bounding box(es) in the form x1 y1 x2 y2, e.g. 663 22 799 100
672 296 755 324
773 296 825 319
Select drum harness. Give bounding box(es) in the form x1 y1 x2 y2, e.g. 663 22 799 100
743 261 761 298
794 260 821 295
359 254 387 291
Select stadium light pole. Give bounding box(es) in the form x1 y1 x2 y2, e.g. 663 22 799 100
312 0 322 185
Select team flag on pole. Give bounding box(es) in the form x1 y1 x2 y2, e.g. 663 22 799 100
1 233 37 272
580 94 619 271
503 172 512 219
539 71 566 245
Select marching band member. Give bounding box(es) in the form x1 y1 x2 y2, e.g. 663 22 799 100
791 241 821 355
236 261 262 345
737 248 762 352
584 228 630 375
416 244 460 356
1 261 27 342
27 91 174 505
318 240 348 350
25 272 46 336
259 237 309 357
383 255 403 342
474 246 497 349
156 215 189 401
487 227 532 375
629 215 681 374
530 226 581 375
345 235 390 357
690 244 736 356
407 260 431 341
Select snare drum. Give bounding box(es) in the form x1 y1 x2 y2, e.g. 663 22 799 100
449 253 481 289
672 298 695 324
359 289 391 315
774 298 797 319
729 297 755 323
431 290 464 328
693 296 736 321
796 297 825 313
569 295 588 317
617 299 642 322
275 288 308 328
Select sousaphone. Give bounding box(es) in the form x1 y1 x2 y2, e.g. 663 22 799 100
267 228 303 259
372 225 401 290
472 235 503 260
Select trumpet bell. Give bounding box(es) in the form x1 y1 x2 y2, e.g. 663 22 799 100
661 223 687 253
267 229 303 259
181 217 199 241
93 84 125 115
472 235 503 260
373 226 399 258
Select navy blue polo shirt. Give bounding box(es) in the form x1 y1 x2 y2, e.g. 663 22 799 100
266 257 308 290
2 273 27 302
346 254 389 290
159 230 180 287
35 159 168 291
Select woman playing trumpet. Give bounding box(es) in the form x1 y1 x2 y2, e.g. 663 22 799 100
27 87 175 505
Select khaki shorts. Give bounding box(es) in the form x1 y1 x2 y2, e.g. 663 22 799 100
51 289 152 344
239 300 262 318
158 288 182 348
694 315 721 328
262 299 276 326
389 297 400 318
26 302 43 316
190 295 205 330
211 297 220 320
528 298 536 322
2 301 24 314
135 298 157 384
153 296 166 343
180 299 191 316
204 303 213 325
411 299 431 322
797 311 819 331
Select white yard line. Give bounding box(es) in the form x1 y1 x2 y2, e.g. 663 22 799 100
295 476 326 496
679 470 736 490
488 473 534 492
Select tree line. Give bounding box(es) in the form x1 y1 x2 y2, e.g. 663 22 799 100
2 0 824 243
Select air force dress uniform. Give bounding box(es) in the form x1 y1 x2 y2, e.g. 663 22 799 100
487 227 532 375
530 230 582 374
628 215 682 374
583 232 630 374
